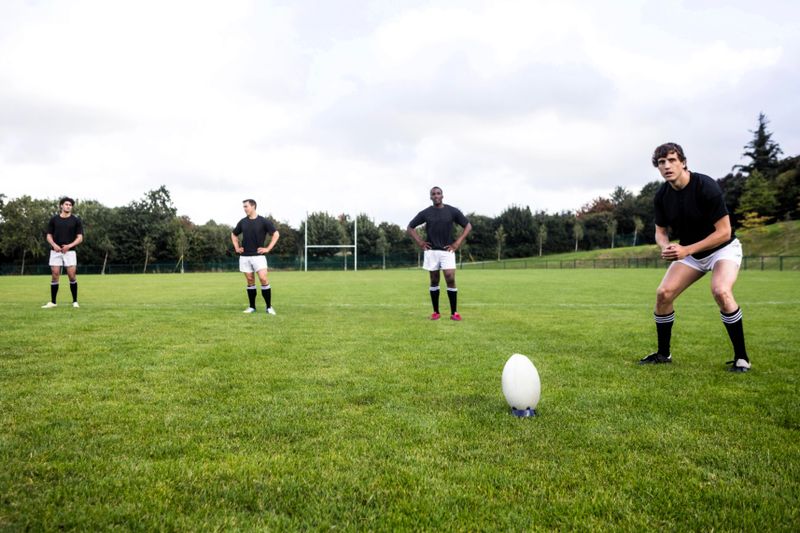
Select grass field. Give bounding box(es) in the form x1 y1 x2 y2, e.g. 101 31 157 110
1 269 799 530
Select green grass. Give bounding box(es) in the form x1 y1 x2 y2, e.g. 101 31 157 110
1 270 799 530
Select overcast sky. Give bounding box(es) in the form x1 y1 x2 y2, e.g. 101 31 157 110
1 0 798 228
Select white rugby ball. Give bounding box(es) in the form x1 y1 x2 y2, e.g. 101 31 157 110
501 354 541 410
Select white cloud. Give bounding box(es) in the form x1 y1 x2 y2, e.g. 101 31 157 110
0 0 797 229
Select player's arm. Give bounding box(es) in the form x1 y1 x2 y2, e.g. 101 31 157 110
684 215 732 256
62 234 83 252
406 225 431 250
46 233 61 252
655 224 671 251
230 232 243 254
661 216 732 261
258 231 280 254
446 222 472 252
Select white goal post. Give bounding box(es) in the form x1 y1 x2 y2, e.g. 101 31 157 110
303 213 358 271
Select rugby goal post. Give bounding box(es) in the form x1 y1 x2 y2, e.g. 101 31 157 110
303 213 358 271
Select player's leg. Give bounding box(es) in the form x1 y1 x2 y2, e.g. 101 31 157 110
45 264 61 307
43 251 62 308
443 268 460 320
256 267 274 314
423 250 441 319
244 272 257 311
63 252 79 307
711 259 749 371
640 262 704 363
441 250 460 320
240 256 257 312
66 265 79 307
429 269 441 318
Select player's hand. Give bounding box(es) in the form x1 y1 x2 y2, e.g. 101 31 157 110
445 244 456 252
257 247 269 254
419 241 431 251
661 244 688 261
235 246 244 254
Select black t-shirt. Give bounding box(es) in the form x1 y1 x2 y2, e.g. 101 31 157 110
233 216 277 256
408 205 469 250
47 214 84 246
654 172 734 259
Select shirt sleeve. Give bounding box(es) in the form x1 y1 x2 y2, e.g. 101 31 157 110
408 211 425 229
703 179 729 224
264 218 277 235
653 190 666 227
75 217 84 235
47 216 55 235
452 207 469 227
232 220 243 235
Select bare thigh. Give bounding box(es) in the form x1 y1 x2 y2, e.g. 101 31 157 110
710 260 740 313
655 262 705 314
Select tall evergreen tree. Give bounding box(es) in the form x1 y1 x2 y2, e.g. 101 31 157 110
735 112 783 176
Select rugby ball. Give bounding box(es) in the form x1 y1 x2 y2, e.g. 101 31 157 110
501 354 541 414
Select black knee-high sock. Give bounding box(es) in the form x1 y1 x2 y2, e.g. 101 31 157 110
654 311 675 355
50 282 59 304
246 286 257 309
261 284 272 308
70 280 78 303
721 308 748 361
447 287 458 314
429 286 440 314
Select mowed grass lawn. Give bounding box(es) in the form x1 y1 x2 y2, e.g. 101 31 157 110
1 269 798 530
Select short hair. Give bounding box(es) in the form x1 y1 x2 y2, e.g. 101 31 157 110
59 197 75 207
243 199 257 208
430 186 442 194
652 143 687 168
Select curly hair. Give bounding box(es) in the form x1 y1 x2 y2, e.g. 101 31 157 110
651 142 687 168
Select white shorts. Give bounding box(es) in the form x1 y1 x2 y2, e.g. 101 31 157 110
678 238 742 273
239 255 268 273
49 251 77 267
423 249 456 271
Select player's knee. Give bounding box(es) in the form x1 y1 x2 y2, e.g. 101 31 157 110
711 285 732 304
656 285 675 304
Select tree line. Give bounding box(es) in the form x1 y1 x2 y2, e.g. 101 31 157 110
1 114 797 271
